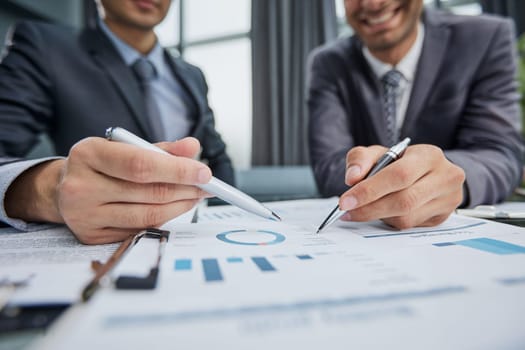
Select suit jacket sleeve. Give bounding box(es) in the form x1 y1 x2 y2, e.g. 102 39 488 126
0 21 54 160
191 68 235 186
307 47 354 197
0 22 61 229
443 19 523 207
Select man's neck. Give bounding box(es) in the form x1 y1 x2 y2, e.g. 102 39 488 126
103 19 157 55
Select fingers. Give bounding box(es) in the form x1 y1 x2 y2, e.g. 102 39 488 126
346 175 461 227
340 145 444 211
68 137 212 185
57 137 213 245
382 199 454 229
75 228 138 245
96 200 199 229
342 179 430 223
84 174 209 204
345 145 387 185
157 137 201 159
69 199 200 245
339 144 465 229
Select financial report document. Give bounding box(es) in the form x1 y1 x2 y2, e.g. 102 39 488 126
34 198 525 350
0 225 118 305
0 207 196 306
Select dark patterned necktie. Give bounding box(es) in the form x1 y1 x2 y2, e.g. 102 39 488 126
381 69 403 146
131 58 165 142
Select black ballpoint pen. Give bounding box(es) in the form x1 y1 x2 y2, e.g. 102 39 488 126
316 137 411 233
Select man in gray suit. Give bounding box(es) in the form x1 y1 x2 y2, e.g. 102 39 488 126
308 0 523 229
0 0 233 244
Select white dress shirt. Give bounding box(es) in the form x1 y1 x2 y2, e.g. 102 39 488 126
362 22 425 134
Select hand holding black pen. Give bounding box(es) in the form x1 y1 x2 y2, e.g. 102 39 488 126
317 138 411 233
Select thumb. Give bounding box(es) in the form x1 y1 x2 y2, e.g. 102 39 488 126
345 145 387 186
156 137 201 159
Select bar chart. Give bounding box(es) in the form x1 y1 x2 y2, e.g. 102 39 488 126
174 254 316 283
433 237 525 255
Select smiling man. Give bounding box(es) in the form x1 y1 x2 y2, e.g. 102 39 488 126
307 0 523 229
0 0 234 244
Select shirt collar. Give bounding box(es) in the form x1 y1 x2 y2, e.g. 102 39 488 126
147 43 167 77
98 18 165 76
362 22 425 82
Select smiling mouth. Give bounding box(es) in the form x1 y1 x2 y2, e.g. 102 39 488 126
134 0 158 11
360 5 401 27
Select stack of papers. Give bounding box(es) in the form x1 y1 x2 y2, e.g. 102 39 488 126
28 198 525 350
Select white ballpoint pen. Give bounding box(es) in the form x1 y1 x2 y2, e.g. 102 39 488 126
105 127 281 221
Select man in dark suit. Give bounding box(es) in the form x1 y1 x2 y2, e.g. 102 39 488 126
308 0 523 229
0 0 234 244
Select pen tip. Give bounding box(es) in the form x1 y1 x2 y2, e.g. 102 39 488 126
271 211 282 221
316 226 323 234
105 127 115 140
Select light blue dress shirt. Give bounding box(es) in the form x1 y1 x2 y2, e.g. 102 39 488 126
98 19 193 141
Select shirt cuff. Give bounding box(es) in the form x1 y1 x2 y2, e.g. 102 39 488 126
0 157 64 231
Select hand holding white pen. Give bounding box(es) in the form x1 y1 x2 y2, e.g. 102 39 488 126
106 127 281 222
5 130 213 245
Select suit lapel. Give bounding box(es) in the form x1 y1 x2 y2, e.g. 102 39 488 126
80 27 154 139
163 51 202 132
401 10 450 138
347 40 386 145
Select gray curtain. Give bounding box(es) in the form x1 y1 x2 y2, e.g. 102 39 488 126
480 0 524 36
251 0 337 166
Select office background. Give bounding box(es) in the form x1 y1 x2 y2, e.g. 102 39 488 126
0 0 523 172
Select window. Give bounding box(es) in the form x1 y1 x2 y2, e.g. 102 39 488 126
435 0 482 15
335 0 352 37
155 0 252 169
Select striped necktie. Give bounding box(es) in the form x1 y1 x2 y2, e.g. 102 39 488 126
381 69 403 146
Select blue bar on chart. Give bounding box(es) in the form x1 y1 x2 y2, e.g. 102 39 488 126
175 254 320 283
498 276 525 286
251 257 277 272
434 242 455 247
174 259 192 271
202 258 223 282
297 254 313 260
434 237 525 255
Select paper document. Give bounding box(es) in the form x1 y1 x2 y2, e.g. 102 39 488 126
0 225 117 305
34 198 525 350
0 207 196 306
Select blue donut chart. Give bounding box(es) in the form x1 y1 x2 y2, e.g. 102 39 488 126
216 230 286 246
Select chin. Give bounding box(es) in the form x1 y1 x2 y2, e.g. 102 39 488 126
365 33 405 51
128 14 163 29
